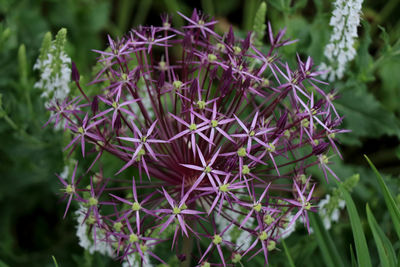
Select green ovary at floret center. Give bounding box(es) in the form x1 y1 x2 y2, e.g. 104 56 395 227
173 206 181 214
237 147 246 157
131 201 141 211
213 234 222 245
189 123 197 131
219 183 230 192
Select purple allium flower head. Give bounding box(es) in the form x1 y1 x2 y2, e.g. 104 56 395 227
47 9 345 266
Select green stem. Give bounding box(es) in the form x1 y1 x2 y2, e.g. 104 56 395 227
117 0 136 34
2 114 42 144
133 0 152 27
370 0 399 36
378 0 399 25
3 114 18 130
282 239 295 267
242 0 258 31
371 45 400 73
52 255 59 267
23 85 34 123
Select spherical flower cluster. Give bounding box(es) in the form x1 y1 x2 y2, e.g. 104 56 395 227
49 10 345 266
320 0 364 81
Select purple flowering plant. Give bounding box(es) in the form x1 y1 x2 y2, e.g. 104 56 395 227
48 9 346 266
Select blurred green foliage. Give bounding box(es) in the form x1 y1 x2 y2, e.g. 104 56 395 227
0 0 399 266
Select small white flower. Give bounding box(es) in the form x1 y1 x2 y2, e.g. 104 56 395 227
338 199 345 209
318 194 331 208
317 194 346 230
320 0 364 81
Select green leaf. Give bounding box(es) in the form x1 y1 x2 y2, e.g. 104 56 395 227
377 59 400 113
398 251 400 267
52 255 59 267
339 182 372 267
268 0 290 13
0 259 9 267
309 213 344 267
378 25 391 53
350 244 357 267
375 25 400 112
307 15 330 62
365 155 400 240
377 25 400 58
355 20 374 83
336 85 400 145
366 204 397 267
291 0 308 11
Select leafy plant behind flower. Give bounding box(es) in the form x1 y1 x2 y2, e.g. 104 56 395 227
46 9 345 266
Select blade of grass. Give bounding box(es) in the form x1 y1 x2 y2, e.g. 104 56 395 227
339 183 372 267
132 0 152 27
365 155 400 240
309 213 344 267
52 256 59 267
398 251 400 267
242 0 258 31
281 239 295 267
366 204 397 267
117 0 136 34
350 244 357 267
